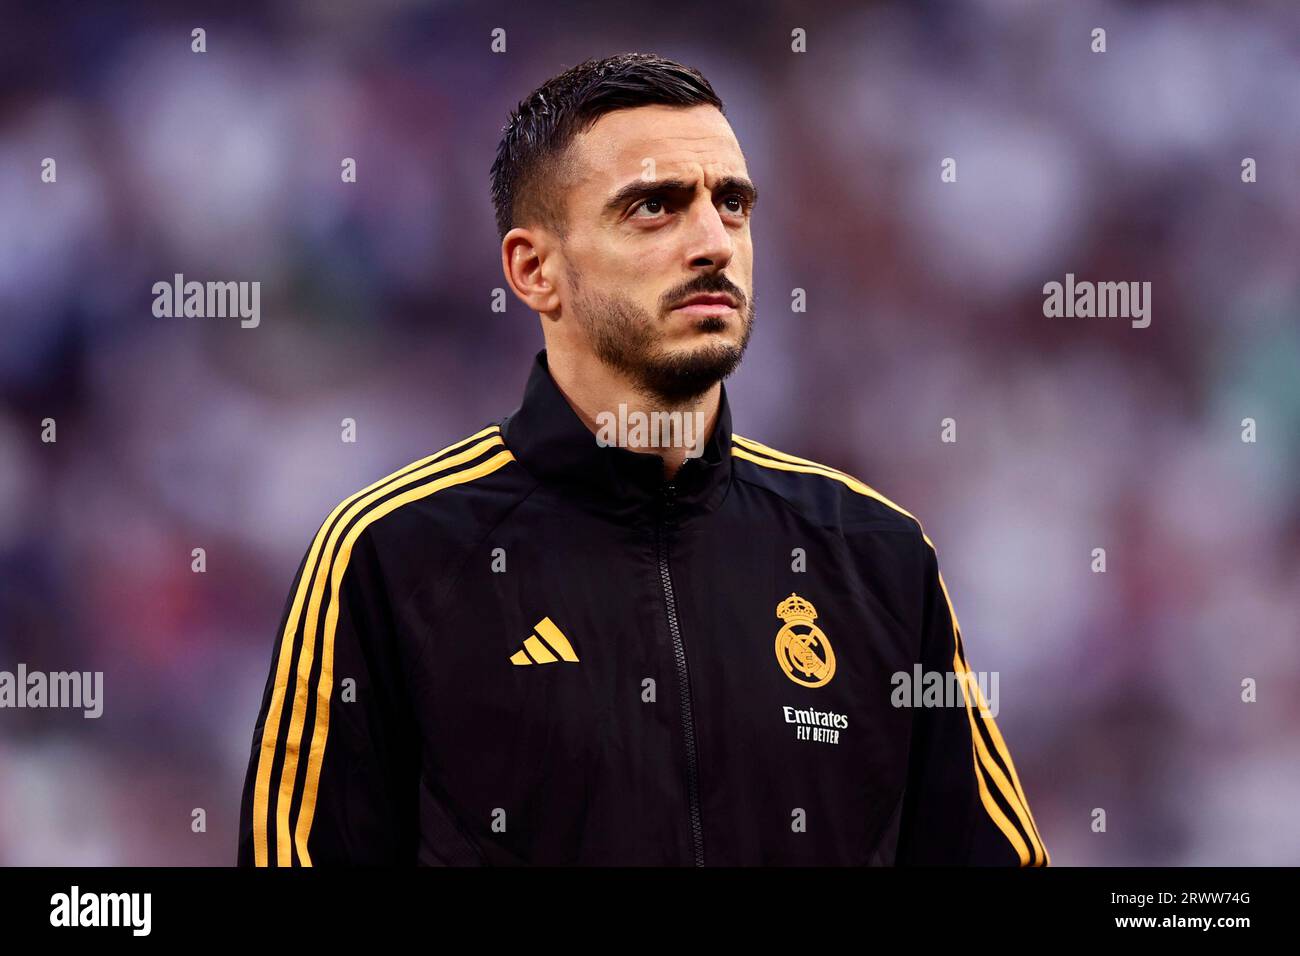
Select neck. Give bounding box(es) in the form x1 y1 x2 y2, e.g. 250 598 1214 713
545 349 720 481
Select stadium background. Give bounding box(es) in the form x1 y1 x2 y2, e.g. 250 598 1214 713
0 0 1297 864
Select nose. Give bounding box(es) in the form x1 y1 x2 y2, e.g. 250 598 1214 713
682 199 734 272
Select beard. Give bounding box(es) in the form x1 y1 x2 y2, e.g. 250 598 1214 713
568 265 755 405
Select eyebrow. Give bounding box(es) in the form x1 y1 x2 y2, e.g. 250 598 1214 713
602 175 759 217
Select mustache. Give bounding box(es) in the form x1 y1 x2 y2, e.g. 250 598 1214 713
664 276 746 309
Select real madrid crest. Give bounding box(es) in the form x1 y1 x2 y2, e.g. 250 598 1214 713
774 592 835 688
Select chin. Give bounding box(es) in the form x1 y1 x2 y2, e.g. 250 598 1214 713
671 321 736 350
691 314 732 335
663 336 738 361
635 314 752 401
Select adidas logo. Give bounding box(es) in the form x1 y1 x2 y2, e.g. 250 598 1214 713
509 617 579 665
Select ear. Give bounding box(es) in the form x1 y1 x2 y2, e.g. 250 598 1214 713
501 227 562 316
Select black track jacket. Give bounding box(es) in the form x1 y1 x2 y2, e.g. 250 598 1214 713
238 349 1050 866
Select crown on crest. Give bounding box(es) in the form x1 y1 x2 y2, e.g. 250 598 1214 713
777 593 817 623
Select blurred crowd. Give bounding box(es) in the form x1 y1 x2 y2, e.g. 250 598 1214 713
0 0 1296 864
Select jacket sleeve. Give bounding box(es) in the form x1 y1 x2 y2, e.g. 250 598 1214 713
894 537 1050 866
237 521 419 866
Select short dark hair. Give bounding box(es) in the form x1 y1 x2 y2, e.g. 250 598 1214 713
490 53 725 242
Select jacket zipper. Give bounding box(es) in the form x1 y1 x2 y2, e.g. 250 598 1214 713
657 480 705 866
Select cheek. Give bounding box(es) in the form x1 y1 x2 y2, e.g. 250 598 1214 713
606 247 664 286
614 258 672 308
737 237 755 271
732 252 754 296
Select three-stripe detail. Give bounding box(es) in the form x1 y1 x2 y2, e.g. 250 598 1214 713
731 433 1050 866
251 425 514 866
509 617 579 665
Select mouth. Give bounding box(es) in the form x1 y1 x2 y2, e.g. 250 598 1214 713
671 293 738 317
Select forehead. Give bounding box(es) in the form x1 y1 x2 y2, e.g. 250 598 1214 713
568 103 747 193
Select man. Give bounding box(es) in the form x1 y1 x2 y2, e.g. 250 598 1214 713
237 53 1049 866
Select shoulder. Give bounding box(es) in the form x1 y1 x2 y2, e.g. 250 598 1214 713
730 432 930 542
312 423 529 561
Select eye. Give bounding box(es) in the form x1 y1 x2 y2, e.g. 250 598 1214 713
722 193 751 215
632 196 667 218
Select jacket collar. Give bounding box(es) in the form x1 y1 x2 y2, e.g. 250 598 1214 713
501 350 734 521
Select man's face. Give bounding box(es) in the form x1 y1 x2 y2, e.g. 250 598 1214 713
557 103 756 404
